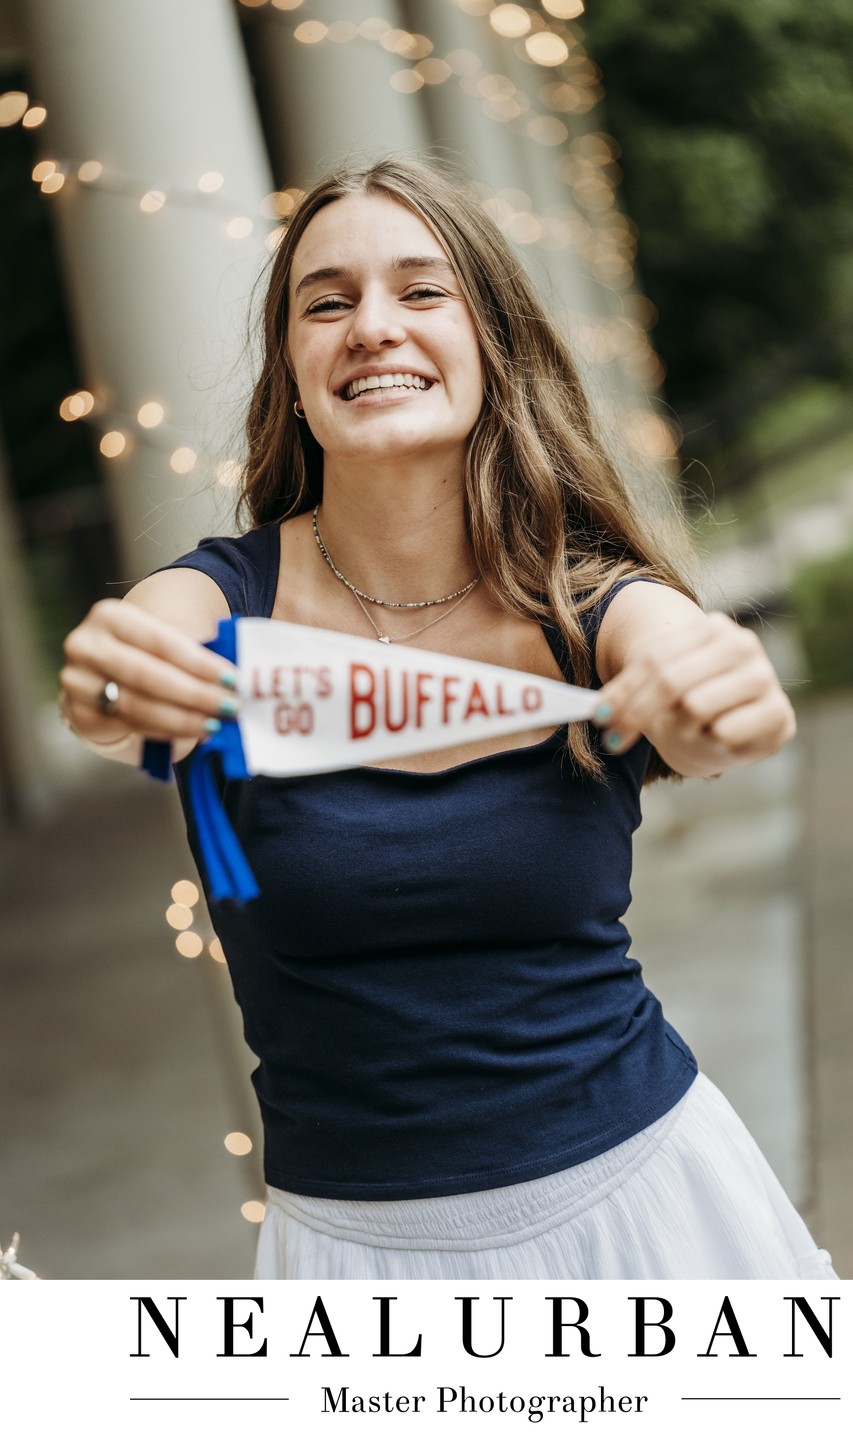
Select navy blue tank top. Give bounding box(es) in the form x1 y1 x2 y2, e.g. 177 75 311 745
165 524 696 1199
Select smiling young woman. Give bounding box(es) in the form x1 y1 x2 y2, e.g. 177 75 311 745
59 157 834 1280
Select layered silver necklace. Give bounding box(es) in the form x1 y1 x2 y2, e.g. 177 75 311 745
312 506 480 644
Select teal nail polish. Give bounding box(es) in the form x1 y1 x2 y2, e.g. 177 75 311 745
594 703 613 724
219 670 238 691
605 730 622 751
204 717 222 734
218 696 240 719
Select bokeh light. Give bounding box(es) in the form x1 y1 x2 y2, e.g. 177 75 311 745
226 216 254 238
241 1200 266 1223
525 34 570 67
0 91 28 126
490 5 532 39
165 902 193 931
390 71 424 94
171 880 200 907
99 431 127 458
137 402 165 428
175 931 204 958
224 1132 253 1155
543 0 585 16
170 447 197 474
294 21 327 44
60 391 95 421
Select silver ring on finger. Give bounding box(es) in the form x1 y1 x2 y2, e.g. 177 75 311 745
96 680 121 716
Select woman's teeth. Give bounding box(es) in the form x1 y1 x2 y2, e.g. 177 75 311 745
343 373 432 400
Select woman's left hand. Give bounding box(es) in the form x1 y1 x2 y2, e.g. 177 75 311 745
592 598 797 777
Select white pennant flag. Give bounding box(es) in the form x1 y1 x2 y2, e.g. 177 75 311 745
146 618 601 901
233 618 599 775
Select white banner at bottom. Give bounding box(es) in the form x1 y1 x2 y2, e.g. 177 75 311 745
2 1279 847 1434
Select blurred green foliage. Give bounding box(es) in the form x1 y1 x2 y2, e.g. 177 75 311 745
583 0 853 473
791 545 853 689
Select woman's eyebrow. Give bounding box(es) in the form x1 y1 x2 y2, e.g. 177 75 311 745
392 255 455 277
294 255 455 298
294 265 352 298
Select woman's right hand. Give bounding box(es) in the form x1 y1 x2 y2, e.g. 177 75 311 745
60 593 239 754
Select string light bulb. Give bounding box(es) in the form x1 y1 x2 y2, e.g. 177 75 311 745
137 401 165 428
99 431 127 458
446 49 481 74
165 902 193 930
294 20 327 43
489 5 531 38
542 0 584 16
525 33 570 66
139 190 166 213
224 1132 253 1155
59 390 95 421
215 459 244 489
171 879 199 906
241 1201 266 1223
78 161 103 182
170 447 197 474
455 0 495 15
198 171 224 193
411 58 449 85
390 71 424 94
358 18 390 40
226 216 254 238
327 20 358 43
623 411 680 461
0 91 28 126
22 107 47 128
40 172 65 194
528 116 569 146
175 931 203 958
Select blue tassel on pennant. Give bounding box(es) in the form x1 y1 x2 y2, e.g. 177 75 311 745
141 617 260 904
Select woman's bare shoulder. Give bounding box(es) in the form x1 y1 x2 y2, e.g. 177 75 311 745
124 567 230 645
595 580 703 683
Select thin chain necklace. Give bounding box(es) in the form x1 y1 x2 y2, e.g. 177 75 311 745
312 506 479 609
348 583 477 645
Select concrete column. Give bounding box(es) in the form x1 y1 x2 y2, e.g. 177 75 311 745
239 0 430 185
22 0 274 576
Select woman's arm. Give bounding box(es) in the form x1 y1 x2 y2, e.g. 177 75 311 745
591 582 796 778
59 568 236 765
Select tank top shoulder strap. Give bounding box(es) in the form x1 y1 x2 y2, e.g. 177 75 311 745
542 575 659 686
156 523 282 618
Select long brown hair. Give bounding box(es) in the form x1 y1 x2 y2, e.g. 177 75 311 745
240 156 698 780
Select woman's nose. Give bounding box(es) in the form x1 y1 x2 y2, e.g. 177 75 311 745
345 290 406 351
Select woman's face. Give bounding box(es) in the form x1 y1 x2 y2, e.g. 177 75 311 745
287 192 484 470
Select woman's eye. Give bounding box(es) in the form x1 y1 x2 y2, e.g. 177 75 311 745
405 287 446 301
306 297 350 315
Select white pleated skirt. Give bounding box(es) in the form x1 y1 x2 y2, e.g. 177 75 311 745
253 1074 837 1280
